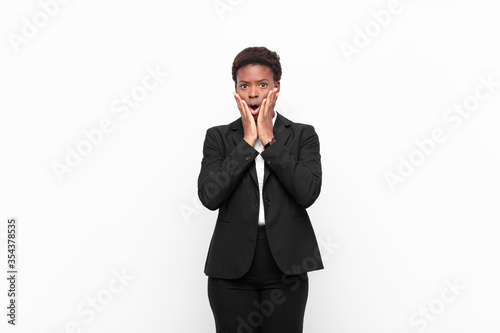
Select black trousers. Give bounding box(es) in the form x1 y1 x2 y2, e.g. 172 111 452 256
207 225 309 333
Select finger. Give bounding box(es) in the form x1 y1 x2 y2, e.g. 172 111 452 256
234 93 247 118
233 91 241 103
233 92 241 108
262 91 271 116
269 89 277 112
237 94 250 114
266 90 274 115
242 100 252 119
259 98 267 122
234 94 244 117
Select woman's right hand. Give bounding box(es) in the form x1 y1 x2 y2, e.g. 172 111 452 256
233 92 257 147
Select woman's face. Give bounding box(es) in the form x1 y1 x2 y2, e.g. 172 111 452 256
235 64 280 121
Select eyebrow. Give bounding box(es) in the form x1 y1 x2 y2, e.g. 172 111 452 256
239 79 269 83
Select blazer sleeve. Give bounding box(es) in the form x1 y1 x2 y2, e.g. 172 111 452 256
198 128 260 211
260 124 322 208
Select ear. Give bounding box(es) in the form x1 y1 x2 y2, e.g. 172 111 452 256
274 81 280 93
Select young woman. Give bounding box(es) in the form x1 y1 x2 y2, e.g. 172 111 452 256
198 46 324 332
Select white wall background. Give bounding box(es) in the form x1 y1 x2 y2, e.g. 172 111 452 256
1 0 499 332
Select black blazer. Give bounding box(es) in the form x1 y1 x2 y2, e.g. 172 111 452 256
198 112 324 279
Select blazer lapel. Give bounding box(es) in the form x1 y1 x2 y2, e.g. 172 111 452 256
263 113 291 185
229 117 259 187
229 112 292 188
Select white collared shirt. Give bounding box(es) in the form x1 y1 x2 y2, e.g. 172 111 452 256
253 110 278 226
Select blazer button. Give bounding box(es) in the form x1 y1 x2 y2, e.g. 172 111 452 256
245 156 250 160
265 199 270 206
266 159 271 164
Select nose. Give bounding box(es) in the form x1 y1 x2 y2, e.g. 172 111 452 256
249 86 258 99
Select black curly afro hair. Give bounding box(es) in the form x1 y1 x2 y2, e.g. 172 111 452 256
232 46 282 84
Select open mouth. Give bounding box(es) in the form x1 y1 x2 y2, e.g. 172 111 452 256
249 104 260 115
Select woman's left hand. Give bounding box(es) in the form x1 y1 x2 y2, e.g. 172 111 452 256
257 87 279 145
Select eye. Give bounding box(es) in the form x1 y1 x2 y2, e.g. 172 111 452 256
240 84 248 89
260 83 268 88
